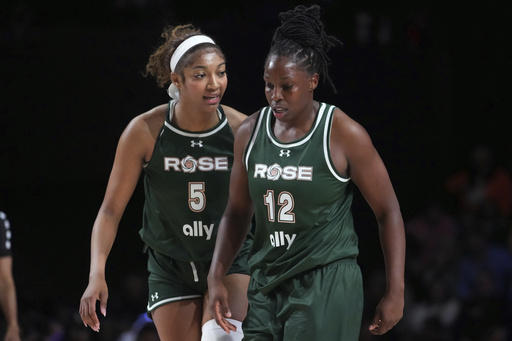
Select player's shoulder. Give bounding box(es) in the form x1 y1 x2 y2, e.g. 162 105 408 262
124 104 167 139
331 106 369 140
135 104 167 128
233 109 264 149
221 104 247 136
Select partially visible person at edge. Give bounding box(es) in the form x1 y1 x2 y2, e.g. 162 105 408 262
79 24 251 341
0 211 21 341
207 5 405 340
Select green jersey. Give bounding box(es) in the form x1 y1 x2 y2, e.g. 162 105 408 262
140 100 234 262
244 103 359 294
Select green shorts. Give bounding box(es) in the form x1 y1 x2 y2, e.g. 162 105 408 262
146 236 251 313
243 258 363 341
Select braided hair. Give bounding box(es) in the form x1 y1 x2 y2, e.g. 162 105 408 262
267 5 342 93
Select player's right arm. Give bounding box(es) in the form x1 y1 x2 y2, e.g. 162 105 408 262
79 105 166 332
207 113 257 333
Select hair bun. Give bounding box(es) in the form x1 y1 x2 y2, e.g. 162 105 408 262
278 4 321 25
268 4 342 94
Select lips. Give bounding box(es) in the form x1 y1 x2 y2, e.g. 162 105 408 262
272 106 286 114
204 94 220 104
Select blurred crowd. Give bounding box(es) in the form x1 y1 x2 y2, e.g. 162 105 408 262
394 144 512 341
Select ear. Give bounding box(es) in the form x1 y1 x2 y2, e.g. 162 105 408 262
170 72 181 88
309 73 319 92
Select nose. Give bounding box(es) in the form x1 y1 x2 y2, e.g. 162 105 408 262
207 76 220 90
271 88 282 102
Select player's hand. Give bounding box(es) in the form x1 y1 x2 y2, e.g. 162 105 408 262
79 276 108 332
368 291 404 335
207 276 236 334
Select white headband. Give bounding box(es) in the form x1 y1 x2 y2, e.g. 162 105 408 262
170 35 215 71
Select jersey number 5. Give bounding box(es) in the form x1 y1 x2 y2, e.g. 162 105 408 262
189 182 205 212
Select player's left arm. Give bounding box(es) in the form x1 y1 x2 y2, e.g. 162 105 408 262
331 108 405 335
0 256 21 341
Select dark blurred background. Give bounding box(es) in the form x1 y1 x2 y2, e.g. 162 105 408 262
1 0 511 340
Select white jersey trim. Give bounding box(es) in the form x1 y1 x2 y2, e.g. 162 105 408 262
164 100 227 138
147 294 202 312
265 103 326 148
323 106 350 182
244 108 266 171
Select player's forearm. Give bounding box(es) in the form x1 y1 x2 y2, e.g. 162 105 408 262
210 209 252 278
88 213 119 277
0 280 19 330
378 213 406 294
210 229 246 278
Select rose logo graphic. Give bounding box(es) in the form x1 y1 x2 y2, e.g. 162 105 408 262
266 163 282 181
181 155 198 173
